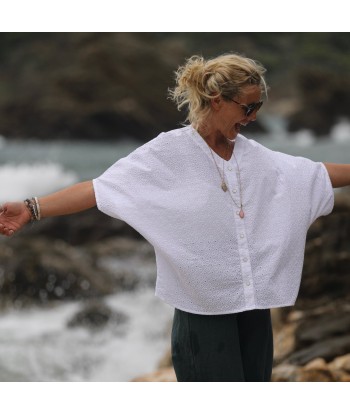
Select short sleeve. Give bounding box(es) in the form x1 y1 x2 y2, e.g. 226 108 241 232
92 144 154 225
288 158 334 226
93 159 127 221
308 162 334 223
91 133 171 244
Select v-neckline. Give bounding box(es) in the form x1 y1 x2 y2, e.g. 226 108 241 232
190 125 244 166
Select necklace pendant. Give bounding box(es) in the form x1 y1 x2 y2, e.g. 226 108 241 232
239 209 245 219
221 182 228 192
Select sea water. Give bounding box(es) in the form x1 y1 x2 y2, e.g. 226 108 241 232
0 118 350 381
0 289 174 381
1 118 350 202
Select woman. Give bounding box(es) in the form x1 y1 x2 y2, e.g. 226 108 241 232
0 53 349 381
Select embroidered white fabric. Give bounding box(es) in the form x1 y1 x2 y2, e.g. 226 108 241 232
93 126 334 315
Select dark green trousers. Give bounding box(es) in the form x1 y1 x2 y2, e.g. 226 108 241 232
171 308 273 382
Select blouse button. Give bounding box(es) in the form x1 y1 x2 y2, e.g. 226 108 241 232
236 210 240 215
243 258 248 262
227 166 233 171
240 233 244 238
246 280 251 286
232 189 237 193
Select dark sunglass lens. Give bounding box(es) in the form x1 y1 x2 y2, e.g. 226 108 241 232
246 106 254 116
247 101 263 116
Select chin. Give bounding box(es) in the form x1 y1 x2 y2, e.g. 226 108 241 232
228 131 238 140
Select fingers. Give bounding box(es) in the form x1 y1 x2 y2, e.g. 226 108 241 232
0 225 14 236
0 226 16 236
0 220 14 237
0 204 15 236
0 215 22 236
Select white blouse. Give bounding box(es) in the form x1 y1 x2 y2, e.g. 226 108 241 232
93 126 334 315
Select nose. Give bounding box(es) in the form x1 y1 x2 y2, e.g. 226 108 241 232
243 115 256 124
247 110 258 122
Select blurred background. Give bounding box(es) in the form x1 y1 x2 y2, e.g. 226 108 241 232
0 32 350 382
1 33 350 197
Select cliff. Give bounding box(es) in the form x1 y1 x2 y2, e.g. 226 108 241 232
0 33 349 141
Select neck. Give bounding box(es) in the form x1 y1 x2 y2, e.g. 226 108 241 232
197 126 235 161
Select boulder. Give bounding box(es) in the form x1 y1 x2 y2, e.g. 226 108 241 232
21 208 143 245
287 335 350 365
295 313 350 346
0 236 118 306
67 300 128 330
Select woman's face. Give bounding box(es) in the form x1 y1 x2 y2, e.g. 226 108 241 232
211 85 263 140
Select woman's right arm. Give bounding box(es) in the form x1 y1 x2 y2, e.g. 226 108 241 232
0 180 96 237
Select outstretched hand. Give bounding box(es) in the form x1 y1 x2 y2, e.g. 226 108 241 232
0 202 31 236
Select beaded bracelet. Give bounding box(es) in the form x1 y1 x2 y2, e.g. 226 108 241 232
24 197 41 222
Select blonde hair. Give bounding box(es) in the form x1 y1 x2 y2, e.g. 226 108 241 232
168 53 268 128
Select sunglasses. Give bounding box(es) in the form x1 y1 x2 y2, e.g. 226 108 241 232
229 98 263 117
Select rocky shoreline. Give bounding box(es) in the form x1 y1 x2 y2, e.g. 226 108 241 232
0 208 149 309
0 190 350 381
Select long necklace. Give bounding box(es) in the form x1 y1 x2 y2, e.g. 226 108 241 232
209 140 245 219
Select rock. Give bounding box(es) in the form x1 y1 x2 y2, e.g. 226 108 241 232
287 310 305 323
304 357 328 370
131 345 175 382
22 208 143 245
300 194 350 300
67 300 128 329
0 236 118 306
273 322 297 365
295 368 335 382
1 34 349 141
89 237 157 290
287 335 350 365
89 236 154 259
330 370 350 382
271 359 350 382
295 312 350 345
157 349 173 369
288 67 350 136
328 353 350 372
0 219 157 307
272 361 334 382
132 367 177 382
271 364 299 382
270 308 286 331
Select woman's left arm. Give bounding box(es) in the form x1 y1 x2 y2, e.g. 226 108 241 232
324 163 350 188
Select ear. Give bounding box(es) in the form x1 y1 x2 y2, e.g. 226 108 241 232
211 95 223 111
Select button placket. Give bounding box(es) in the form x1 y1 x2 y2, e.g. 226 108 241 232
233 206 255 308
225 158 255 308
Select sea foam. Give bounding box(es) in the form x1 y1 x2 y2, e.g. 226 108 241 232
0 162 78 202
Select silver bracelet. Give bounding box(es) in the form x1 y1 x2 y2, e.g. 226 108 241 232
24 198 41 222
34 197 41 221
